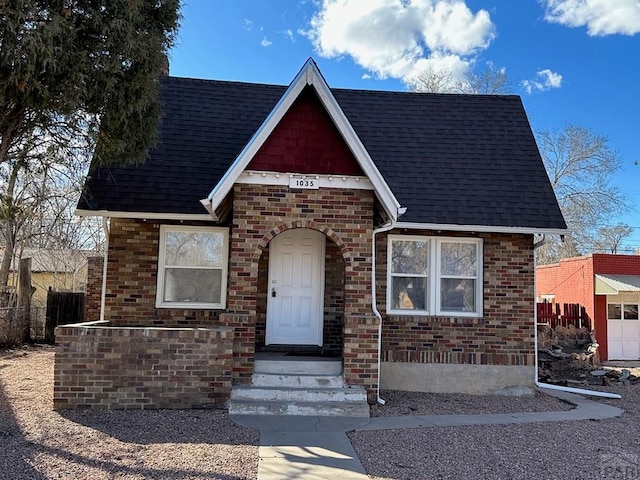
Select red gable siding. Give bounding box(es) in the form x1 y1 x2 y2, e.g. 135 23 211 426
248 87 364 176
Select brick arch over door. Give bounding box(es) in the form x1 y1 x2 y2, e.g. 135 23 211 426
254 220 353 268
254 221 350 350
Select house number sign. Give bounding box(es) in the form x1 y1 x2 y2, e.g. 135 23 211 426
289 177 319 189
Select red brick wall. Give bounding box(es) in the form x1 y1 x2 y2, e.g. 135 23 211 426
103 218 221 327
54 322 233 409
592 253 640 274
378 232 536 367
248 87 363 176
536 256 594 323
84 256 104 321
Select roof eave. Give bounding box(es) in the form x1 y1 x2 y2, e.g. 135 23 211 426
395 221 569 236
75 208 215 222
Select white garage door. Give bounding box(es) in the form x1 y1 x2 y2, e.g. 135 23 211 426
607 295 640 360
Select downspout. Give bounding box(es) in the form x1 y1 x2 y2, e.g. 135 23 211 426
100 217 110 322
372 206 406 405
533 234 621 399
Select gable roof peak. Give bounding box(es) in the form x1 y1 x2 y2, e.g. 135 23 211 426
201 59 402 222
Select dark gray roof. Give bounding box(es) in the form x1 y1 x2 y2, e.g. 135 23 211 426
77 76 566 230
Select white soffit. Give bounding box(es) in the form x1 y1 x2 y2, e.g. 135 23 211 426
200 58 401 221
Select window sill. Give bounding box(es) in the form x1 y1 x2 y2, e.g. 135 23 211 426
155 302 226 310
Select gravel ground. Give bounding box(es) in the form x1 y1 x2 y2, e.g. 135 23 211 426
0 345 259 480
2 346 638 480
371 389 573 416
351 385 639 480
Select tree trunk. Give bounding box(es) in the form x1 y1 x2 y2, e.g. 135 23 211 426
0 159 24 292
16 257 33 343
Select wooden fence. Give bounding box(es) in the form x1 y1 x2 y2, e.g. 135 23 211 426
536 302 590 330
45 289 85 343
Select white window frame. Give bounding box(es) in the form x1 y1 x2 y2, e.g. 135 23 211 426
156 225 229 309
607 302 640 321
387 235 483 317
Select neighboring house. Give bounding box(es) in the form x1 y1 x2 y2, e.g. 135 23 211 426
2 248 88 309
57 59 566 410
537 253 640 361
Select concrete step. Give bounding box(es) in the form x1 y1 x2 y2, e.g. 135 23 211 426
254 357 341 375
229 363 370 416
228 399 371 417
252 372 345 388
231 385 367 403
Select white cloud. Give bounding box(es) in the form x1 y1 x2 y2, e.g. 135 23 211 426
242 19 254 31
543 0 640 36
521 69 563 94
280 29 295 42
261 37 273 47
304 0 496 86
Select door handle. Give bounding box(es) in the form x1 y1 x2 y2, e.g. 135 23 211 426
271 288 276 298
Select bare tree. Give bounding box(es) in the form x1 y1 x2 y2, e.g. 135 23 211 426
536 125 628 263
407 65 456 93
409 63 513 94
463 64 512 94
0 116 104 293
593 224 634 254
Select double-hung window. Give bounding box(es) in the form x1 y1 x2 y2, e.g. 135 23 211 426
388 235 483 317
156 225 229 309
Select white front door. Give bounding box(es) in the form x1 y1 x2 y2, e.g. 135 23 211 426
607 295 640 360
266 229 325 345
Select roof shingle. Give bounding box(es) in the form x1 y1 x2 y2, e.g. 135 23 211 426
77 76 566 231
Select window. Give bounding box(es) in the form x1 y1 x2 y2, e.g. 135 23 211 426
388 235 483 317
156 225 229 309
608 303 639 321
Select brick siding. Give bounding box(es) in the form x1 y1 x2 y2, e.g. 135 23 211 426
54 321 233 409
378 232 536 368
103 218 221 328
228 183 378 391
84 256 104 321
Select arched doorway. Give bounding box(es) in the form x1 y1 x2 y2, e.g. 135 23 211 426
255 227 345 354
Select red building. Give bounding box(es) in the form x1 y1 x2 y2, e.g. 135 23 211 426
536 254 640 360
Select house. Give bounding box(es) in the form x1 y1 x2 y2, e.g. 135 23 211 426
54 59 566 411
1 247 88 324
536 253 640 361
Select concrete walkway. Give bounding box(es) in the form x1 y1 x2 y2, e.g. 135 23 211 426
230 390 623 480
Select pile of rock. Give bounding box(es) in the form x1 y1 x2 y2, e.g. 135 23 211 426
588 368 636 386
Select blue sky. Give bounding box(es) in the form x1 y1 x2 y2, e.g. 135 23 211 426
169 0 640 252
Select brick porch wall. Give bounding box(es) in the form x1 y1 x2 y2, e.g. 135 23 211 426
54 322 233 409
377 232 536 367
229 184 378 392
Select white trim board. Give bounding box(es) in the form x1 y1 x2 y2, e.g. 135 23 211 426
75 209 214 221
395 221 568 236
236 170 374 190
